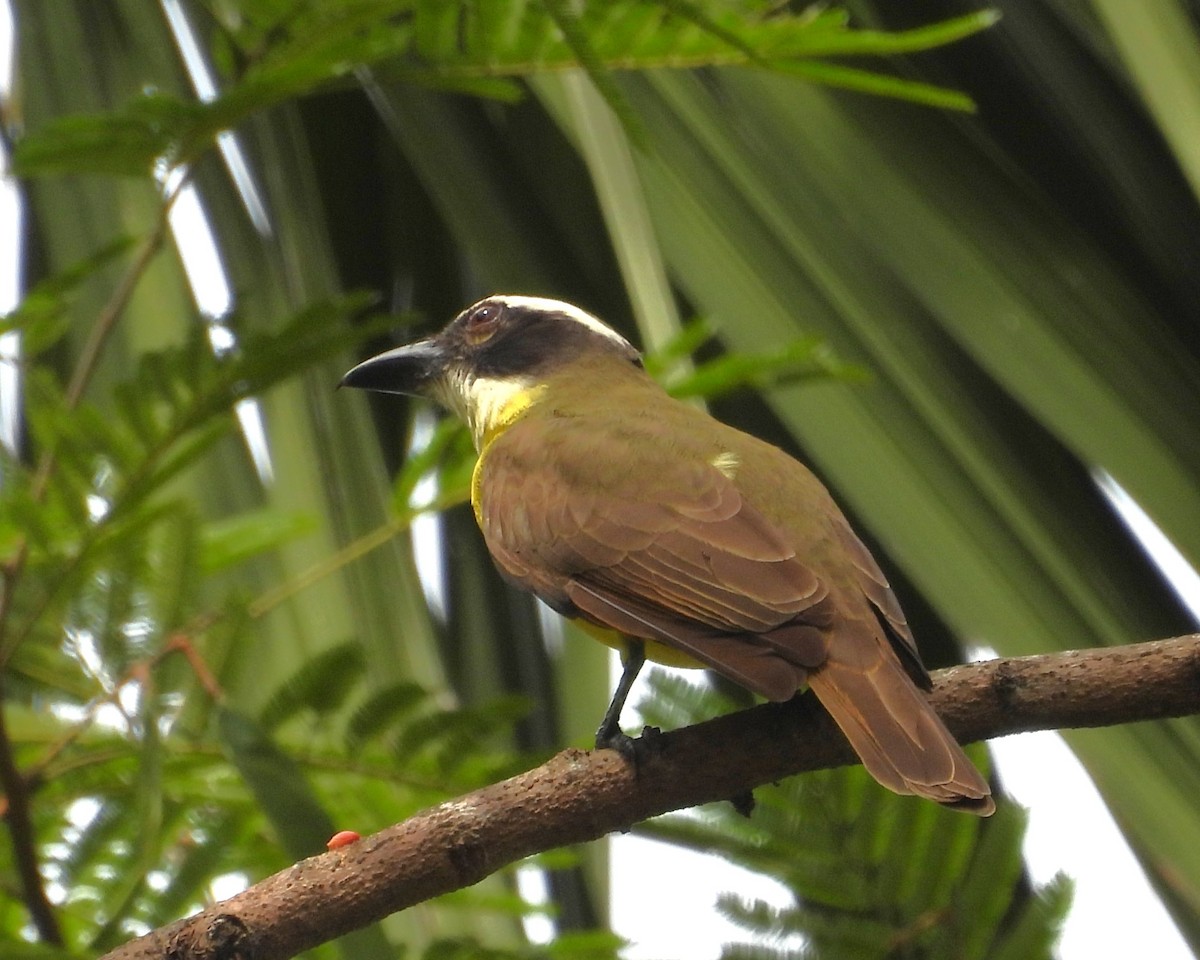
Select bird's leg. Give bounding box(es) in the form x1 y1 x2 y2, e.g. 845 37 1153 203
595 641 645 758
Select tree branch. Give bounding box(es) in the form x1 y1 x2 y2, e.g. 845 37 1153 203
0 685 64 946
102 635 1200 960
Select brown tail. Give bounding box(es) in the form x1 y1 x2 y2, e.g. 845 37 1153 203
806 626 994 816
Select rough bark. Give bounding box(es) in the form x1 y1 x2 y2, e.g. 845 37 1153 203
102 634 1200 960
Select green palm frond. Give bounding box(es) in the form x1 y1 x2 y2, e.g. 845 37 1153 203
14 1 990 178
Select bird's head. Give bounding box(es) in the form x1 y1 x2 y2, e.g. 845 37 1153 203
341 295 644 447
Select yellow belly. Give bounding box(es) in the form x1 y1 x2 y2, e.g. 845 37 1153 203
574 618 707 669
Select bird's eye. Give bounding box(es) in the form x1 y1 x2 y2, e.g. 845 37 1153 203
464 302 503 343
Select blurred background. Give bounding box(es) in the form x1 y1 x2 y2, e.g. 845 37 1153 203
1 2 1199 958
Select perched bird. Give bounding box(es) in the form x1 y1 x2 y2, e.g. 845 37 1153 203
342 295 994 815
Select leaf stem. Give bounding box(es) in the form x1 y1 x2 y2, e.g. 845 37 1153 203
20 622 222 793
0 694 64 945
247 489 468 620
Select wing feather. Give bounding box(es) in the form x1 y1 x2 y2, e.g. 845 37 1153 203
831 515 928 687
478 421 828 640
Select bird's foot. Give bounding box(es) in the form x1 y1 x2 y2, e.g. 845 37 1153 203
595 724 665 770
595 723 638 764
638 724 664 756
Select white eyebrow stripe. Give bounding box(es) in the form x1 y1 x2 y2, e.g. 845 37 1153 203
494 295 635 351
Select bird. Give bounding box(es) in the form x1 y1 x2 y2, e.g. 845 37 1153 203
341 294 994 815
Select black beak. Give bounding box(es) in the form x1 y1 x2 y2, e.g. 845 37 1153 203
340 338 449 396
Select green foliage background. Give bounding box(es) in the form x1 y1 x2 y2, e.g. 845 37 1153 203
1 1 1198 958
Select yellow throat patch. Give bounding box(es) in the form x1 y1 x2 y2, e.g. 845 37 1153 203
467 379 548 525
